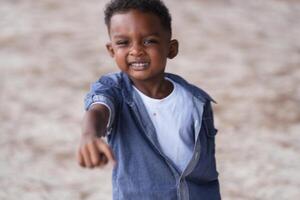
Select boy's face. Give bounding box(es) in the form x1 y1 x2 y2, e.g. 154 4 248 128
106 9 178 84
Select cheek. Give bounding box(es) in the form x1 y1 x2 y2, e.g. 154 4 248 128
150 49 167 63
114 50 127 62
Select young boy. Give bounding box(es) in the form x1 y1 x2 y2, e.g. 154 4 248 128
77 0 221 199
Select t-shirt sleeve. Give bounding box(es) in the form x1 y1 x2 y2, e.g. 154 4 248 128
84 81 119 133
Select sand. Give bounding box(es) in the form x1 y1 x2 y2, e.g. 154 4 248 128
1 0 300 199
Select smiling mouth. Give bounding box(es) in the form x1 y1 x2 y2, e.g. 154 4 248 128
129 62 150 70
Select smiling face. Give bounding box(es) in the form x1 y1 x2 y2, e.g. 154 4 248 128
106 9 178 84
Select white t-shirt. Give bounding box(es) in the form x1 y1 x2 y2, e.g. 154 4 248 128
133 78 195 172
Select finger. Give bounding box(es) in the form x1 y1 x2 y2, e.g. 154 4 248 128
82 146 93 168
96 140 116 165
77 149 85 167
98 153 109 167
87 141 100 166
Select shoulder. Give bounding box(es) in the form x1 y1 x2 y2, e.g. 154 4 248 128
88 72 125 99
97 72 123 89
165 73 216 104
85 72 124 109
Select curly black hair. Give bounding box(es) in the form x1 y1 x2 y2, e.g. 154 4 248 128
104 0 172 35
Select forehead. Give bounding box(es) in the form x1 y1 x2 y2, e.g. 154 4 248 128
109 9 168 38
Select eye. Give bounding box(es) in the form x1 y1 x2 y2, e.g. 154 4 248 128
144 39 158 45
115 40 129 46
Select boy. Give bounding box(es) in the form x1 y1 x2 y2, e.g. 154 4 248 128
77 0 221 199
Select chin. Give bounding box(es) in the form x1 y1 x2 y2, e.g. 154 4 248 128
129 74 150 81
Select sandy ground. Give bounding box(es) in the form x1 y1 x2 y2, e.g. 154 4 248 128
1 0 300 199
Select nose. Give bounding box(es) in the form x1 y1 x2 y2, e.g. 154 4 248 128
129 42 145 57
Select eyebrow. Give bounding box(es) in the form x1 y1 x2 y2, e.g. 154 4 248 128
146 32 161 37
112 32 161 39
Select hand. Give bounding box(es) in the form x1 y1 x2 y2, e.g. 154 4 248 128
77 133 116 168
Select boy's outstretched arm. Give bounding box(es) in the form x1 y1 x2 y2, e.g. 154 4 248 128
77 104 116 168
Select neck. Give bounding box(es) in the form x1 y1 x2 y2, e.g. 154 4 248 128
131 75 173 99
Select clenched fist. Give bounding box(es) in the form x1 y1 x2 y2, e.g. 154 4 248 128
77 134 116 168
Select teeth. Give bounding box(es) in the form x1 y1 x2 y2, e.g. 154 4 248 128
130 62 149 68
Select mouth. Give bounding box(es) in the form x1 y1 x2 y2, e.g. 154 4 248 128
128 61 150 71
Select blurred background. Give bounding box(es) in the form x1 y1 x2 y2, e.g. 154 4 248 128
0 0 299 199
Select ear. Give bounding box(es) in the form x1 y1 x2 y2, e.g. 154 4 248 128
106 42 115 57
168 39 179 59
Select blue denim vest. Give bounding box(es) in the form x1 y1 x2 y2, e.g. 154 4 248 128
85 72 221 200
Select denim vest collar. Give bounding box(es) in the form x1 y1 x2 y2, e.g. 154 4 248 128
113 72 216 105
99 72 215 105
